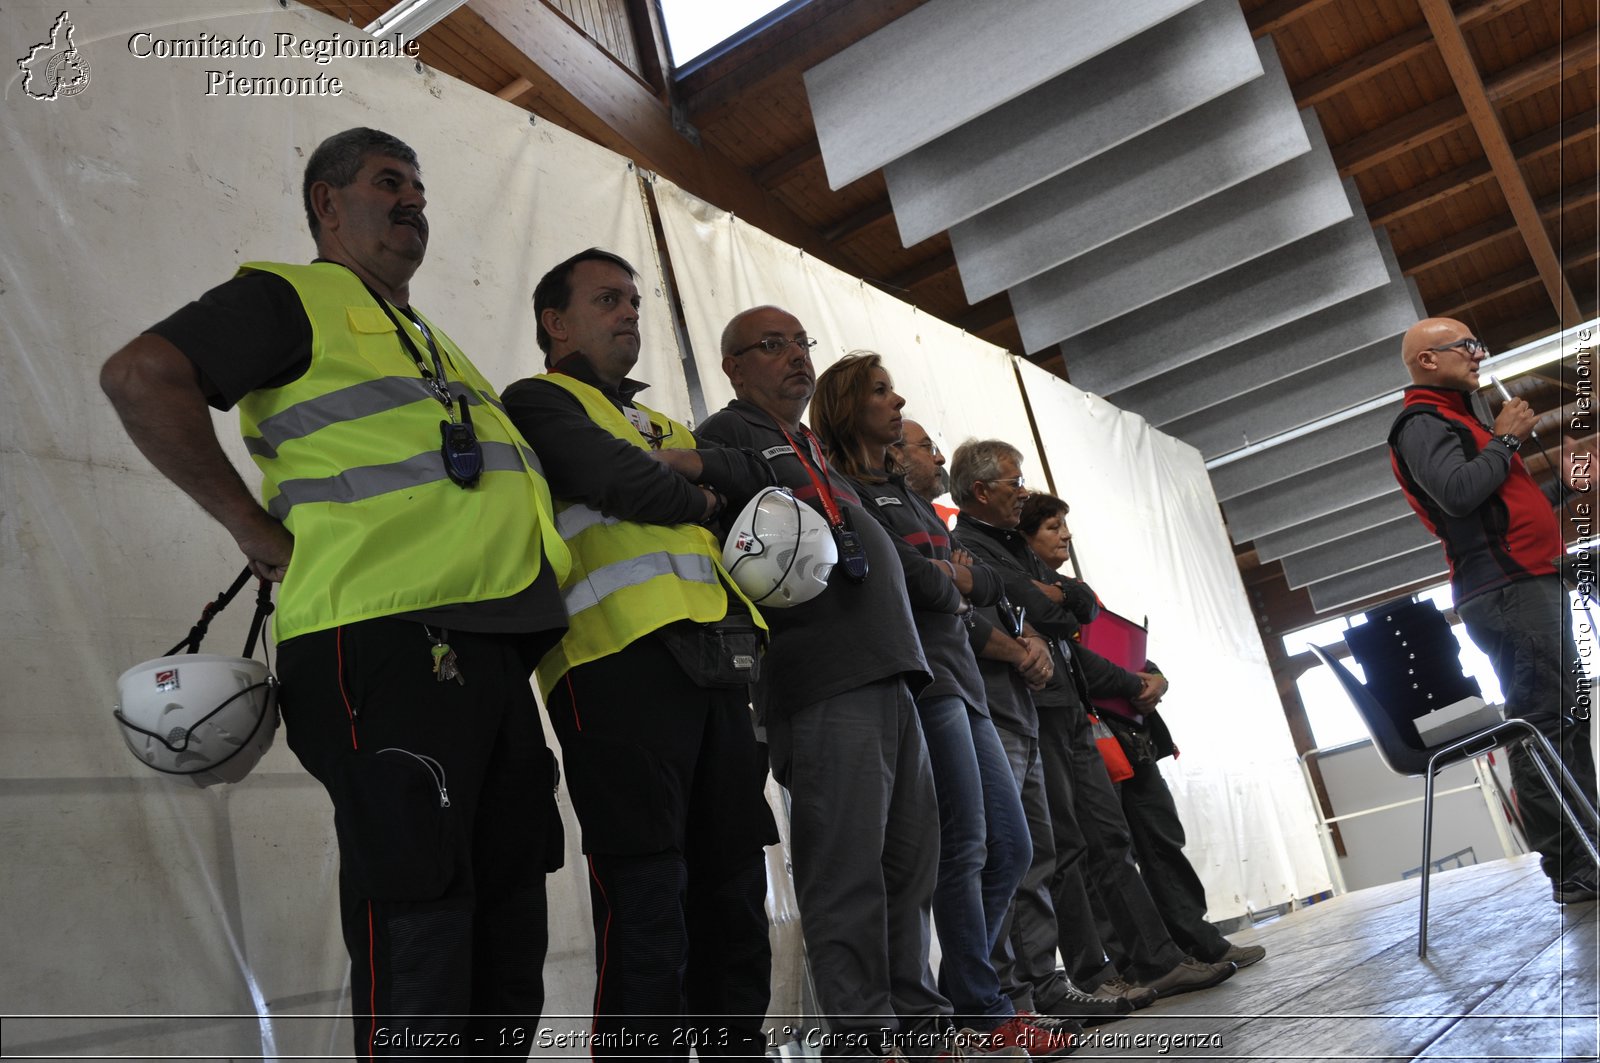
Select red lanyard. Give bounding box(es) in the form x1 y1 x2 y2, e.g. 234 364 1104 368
778 424 847 531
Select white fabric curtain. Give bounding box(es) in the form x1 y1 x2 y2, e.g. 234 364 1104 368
1 1 1327 1056
1016 366 1332 914
2 1 679 1053
651 177 1045 475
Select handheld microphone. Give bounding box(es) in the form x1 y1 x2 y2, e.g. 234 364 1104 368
1486 373 1543 453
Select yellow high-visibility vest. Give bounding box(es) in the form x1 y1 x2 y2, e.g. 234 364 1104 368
532 372 763 697
236 261 569 641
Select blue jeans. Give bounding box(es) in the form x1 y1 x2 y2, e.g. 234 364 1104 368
917 694 1031 1027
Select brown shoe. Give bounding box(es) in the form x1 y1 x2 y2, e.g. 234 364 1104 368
1218 942 1266 968
1141 957 1236 998
1089 976 1157 1010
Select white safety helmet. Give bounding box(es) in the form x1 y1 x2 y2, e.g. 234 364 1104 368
722 487 838 607
113 654 279 788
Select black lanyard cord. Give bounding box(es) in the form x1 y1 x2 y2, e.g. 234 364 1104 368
357 278 457 415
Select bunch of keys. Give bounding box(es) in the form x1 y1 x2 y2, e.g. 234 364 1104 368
426 630 466 685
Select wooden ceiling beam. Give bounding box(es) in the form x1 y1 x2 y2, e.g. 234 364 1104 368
1399 179 1600 276
1419 0 1582 322
1333 94 1467 176
1366 108 1596 227
1436 240 1600 317
495 76 533 101
955 295 1014 335
1333 30 1595 176
751 138 822 188
1294 24 1432 109
1246 0 1343 38
1289 0 1532 109
889 250 958 290
822 198 894 244
462 0 841 263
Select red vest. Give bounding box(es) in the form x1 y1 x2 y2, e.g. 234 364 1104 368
1389 386 1562 602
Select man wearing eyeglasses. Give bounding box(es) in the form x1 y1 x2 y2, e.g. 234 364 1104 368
501 249 780 1058
1390 316 1598 903
948 441 1235 1016
697 307 951 1059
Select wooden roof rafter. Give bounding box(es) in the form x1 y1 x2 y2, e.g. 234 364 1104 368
1418 0 1582 322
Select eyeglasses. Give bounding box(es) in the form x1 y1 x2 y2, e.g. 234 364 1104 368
733 335 818 357
895 439 942 457
1425 337 1489 359
983 476 1026 490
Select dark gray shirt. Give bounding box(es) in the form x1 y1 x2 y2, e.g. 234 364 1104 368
698 400 930 718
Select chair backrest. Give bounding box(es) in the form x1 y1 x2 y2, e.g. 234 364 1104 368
1344 598 1481 721
1308 644 1432 777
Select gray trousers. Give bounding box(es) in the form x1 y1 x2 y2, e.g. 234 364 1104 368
1458 575 1599 881
990 723 1101 1011
767 677 949 1055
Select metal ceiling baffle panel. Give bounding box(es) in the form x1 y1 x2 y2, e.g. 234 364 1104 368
804 0 1442 615
1109 229 1420 433
804 0 1209 190
945 41 1300 303
1007 109 1352 348
882 0 1261 246
1253 492 1419 563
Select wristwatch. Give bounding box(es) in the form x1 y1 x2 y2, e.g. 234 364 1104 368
1492 432 1522 453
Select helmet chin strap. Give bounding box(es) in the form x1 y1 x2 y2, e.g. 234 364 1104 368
165 566 275 659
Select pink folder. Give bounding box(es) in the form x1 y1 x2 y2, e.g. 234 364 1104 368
1078 607 1148 725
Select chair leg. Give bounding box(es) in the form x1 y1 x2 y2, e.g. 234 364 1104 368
1419 763 1439 959
1506 721 1600 869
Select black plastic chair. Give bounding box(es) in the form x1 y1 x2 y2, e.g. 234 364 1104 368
1309 643 1600 957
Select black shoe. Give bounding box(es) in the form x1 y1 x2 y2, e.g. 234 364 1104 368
1553 866 1599 904
1140 957 1236 998
1038 981 1132 1023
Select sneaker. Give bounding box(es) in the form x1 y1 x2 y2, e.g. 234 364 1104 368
946 1029 1028 1060
970 1013 1078 1059
1089 976 1157 1011
1039 980 1133 1022
1217 942 1267 968
1141 956 1236 998
1553 867 1599 904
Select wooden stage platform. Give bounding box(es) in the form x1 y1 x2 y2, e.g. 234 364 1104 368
1079 854 1597 1061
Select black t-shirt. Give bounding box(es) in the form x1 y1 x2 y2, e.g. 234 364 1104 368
147 270 313 409
145 267 565 638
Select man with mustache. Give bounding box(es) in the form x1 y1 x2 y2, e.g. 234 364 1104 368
501 249 778 1058
697 307 950 1059
100 127 572 1056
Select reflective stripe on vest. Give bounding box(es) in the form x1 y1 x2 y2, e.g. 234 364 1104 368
556 503 621 540
265 440 531 521
234 262 569 640
246 377 481 460
563 550 718 616
530 371 763 695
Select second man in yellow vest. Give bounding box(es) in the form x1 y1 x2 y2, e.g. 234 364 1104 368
503 248 779 1059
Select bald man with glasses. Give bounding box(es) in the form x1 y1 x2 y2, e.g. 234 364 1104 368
1390 316 1598 904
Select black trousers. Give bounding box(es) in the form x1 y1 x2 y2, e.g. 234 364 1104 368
1037 703 1187 985
545 634 777 1060
1117 756 1231 962
277 617 561 1060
